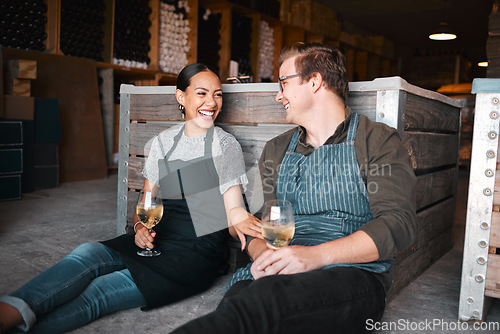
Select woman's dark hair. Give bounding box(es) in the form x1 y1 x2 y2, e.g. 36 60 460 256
176 63 213 92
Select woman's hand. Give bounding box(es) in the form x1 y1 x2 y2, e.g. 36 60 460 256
134 224 156 249
228 207 263 250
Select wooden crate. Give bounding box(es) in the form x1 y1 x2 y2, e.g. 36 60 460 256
118 77 462 292
459 78 500 321
349 77 462 296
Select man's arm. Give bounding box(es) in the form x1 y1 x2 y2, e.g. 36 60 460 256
358 121 417 260
250 120 416 278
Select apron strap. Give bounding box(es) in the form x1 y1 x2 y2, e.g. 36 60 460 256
204 126 215 157
158 124 215 199
159 125 185 162
286 128 301 153
346 112 359 143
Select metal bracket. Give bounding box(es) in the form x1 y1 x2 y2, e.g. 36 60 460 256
459 89 500 321
117 89 131 235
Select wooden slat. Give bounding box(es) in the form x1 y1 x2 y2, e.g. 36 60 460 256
393 227 453 298
416 197 456 250
129 122 180 156
126 190 140 232
127 124 295 191
129 92 287 124
128 156 146 191
129 94 181 121
403 132 459 171
485 253 500 298
491 211 500 248
346 91 377 122
217 93 287 124
218 124 295 157
416 168 456 210
128 122 294 158
405 93 461 133
493 172 500 206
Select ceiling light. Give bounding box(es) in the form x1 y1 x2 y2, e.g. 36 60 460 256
429 22 457 41
478 61 488 67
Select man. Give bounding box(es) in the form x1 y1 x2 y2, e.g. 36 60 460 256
172 42 416 333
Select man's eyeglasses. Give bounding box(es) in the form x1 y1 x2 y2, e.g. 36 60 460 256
278 73 302 92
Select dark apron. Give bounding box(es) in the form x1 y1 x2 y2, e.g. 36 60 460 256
102 125 228 310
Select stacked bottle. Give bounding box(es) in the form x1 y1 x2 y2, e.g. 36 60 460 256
197 8 222 75
60 0 105 61
159 0 190 74
0 0 48 52
113 0 151 69
258 20 275 82
231 13 253 78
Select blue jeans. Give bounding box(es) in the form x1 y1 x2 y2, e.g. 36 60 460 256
0 242 146 334
171 267 386 334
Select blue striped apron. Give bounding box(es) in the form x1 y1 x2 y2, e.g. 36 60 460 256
227 112 393 288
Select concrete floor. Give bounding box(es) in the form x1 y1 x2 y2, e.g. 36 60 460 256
0 169 499 333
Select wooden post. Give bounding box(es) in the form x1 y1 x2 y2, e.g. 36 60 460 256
102 0 115 63
271 21 283 80
148 0 159 71
249 13 261 82
217 7 232 82
44 0 60 54
187 0 199 65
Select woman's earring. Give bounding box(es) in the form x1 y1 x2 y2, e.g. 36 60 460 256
179 104 185 119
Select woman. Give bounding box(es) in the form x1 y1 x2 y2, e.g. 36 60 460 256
0 63 261 334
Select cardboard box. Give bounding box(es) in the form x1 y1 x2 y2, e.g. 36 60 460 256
0 174 22 200
34 165 59 189
33 143 58 166
6 59 37 80
5 78 31 96
0 121 23 147
35 98 60 121
0 149 23 174
4 95 35 120
35 120 62 143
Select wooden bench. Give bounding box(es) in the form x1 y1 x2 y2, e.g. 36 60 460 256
117 76 463 296
459 78 500 321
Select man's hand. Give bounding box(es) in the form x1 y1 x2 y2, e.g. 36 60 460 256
250 245 324 278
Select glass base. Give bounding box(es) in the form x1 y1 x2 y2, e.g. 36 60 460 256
137 248 161 257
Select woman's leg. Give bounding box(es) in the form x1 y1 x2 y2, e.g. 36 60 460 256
0 242 127 332
31 269 146 334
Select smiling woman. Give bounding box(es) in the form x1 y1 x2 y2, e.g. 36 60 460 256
175 67 223 137
0 63 262 334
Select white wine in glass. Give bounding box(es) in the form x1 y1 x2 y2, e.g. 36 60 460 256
261 199 295 249
136 190 164 257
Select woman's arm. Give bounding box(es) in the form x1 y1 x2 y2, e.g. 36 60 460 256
223 185 262 250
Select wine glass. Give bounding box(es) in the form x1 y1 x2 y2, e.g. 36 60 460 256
136 190 164 257
261 199 295 249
